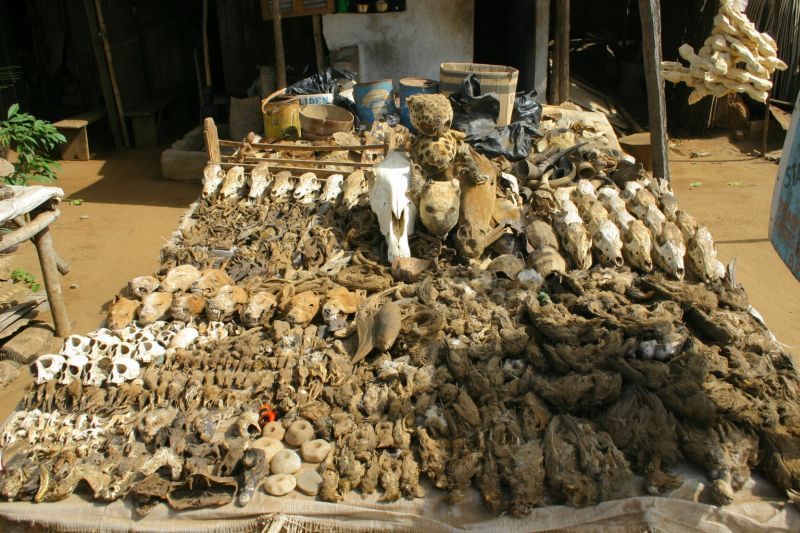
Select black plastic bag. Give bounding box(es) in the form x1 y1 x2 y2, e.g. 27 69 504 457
285 68 357 95
448 74 542 161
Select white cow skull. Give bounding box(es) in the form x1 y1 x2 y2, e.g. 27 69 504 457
83 356 112 386
202 163 225 199
219 165 246 199
248 162 272 199
34 354 66 384
320 174 344 204
294 172 321 204
110 357 140 385
61 335 91 357
135 340 166 364
370 151 417 263
60 354 89 386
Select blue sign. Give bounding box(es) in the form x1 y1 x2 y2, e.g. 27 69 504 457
770 93 800 280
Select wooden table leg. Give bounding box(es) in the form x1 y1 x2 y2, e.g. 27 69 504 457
32 227 70 337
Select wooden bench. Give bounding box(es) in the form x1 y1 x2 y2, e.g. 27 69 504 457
53 107 106 161
124 92 180 148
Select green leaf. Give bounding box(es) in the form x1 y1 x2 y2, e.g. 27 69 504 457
7 103 19 118
689 181 703 188
727 181 742 187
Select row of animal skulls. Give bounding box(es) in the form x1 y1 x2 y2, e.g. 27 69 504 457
543 177 722 281
201 163 371 209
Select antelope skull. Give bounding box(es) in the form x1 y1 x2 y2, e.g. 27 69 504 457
293 172 321 204
248 162 272 199
592 220 624 267
202 163 225 199
219 165 246 199
320 173 344 204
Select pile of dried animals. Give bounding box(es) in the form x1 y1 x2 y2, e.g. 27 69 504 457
2 97 799 519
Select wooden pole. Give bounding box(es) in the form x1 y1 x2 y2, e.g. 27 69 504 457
32 228 70 337
271 0 288 88
202 0 212 87
94 0 130 148
82 0 124 149
204 117 221 164
312 14 325 73
761 93 771 158
554 0 570 104
534 0 550 103
638 0 670 181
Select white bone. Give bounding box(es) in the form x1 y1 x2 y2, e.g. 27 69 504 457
202 164 225 199
61 335 92 357
83 356 111 386
109 357 140 384
370 151 417 263
320 174 344 204
219 165 246 199
156 329 176 347
169 327 199 349
60 354 89 386
248 162 272 199
34 354 66 384
293 172 321 204
270 172 294 201
112 342 136 359
135 340 166 364
205 322 228 342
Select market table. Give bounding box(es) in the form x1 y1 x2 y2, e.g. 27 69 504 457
0 185 70 337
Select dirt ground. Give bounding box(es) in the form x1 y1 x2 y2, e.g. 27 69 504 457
0 134 798 421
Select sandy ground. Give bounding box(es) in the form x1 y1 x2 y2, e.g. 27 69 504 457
0 135 797 421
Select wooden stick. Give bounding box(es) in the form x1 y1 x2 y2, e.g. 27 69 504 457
218 162 370 176
312 14 325 72
202 0 212 87
218 139 385 151
638 0 670 182
762 93 771 158
271 0 287 88
534 0 550 104
204 117 221 164
220 155 373 167
0 210 60 253
554 0 570 104
94 0 130 148
33 227 70 337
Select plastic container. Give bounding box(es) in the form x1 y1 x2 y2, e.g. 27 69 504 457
353 79 396 126
398 77 439 130
439 63 519 127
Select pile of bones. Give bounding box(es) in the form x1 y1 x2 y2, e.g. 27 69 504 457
2 94 799 518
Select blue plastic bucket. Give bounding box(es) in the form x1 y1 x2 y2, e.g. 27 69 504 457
353 79 395 126
398 77 439 130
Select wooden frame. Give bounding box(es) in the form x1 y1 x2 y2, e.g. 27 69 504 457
260 0 335 20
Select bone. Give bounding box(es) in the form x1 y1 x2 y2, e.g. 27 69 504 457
202 163 225 199
370 152 416 262
161 265 202 293
138 292 173 324
219 165 246 199
248 162 272 199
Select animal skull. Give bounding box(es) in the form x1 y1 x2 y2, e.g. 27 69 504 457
270 171 294 201
560 222 593 270
320 174 344 204
139 292 173 324
610 206 637 231
109 357 140 385
593 220 624 267
34 354 66 384
169 327 199 350
369 152 417 262
191 269 234 297
555 200 582 234
206 285 248 321
240 291 278 328
342 170 368 210
112 342 136 359
419 179 460 239
248 162 272 199
61 335 91 357
107 296 140 331
322 286 362 332
128 276 160 299
293 172 321 204
582 201 609 235
135 340 166 364
205 321 228 342
202 163 225 199
60 354 89 386
653 222 686 280
170 293 206 322
687 226 722 282
286 291 320 325
219 165 246 199
83 356 111 386
643 204 667 236
622 220 654 272
161 265 202 293
156 329 176 347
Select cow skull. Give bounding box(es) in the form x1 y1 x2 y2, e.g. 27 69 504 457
110 357 140 385
370 151 417 263
34 354 66 384
248 162 272 199
202 163 225 199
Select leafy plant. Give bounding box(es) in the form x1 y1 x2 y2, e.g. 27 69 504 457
11 268 41 292
0 103 65 186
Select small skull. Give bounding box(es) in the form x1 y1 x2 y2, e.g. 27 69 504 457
248 162 272 199
127 276 160 299
60 354 89 386
240 291 278 328
61 335 91 357
83 356 112 387
270 171 294 201
293 172 321 204
112 342 136 359
206 285 247 321
169 327 199 350
33 354 66 384
110 357 141 385
135 340 166 364
320 174 344 204
202 163 225 199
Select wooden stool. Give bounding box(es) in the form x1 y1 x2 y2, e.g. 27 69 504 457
53 108 106 161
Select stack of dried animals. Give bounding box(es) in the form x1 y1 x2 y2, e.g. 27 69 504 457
2 113 799 520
